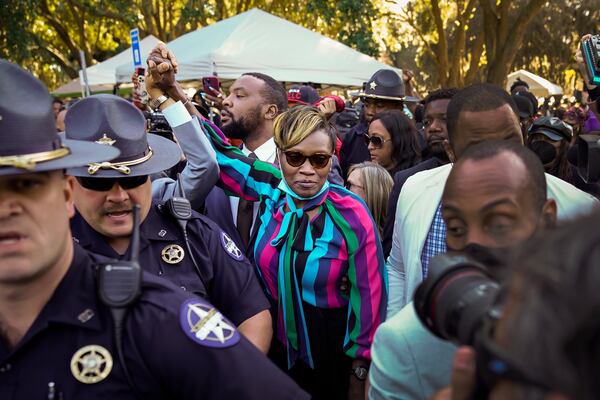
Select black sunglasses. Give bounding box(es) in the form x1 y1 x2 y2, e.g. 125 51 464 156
364 134 391 149
282 151 332 169
76 175 149 192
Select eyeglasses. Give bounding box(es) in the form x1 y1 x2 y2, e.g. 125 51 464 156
282 151 332 169
364 134 392 149
76 175 149 192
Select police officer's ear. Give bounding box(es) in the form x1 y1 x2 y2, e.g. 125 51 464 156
64 174 77 218
263 103 278 121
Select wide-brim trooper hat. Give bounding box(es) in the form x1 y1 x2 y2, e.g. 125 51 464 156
65 94 182 178
0 60 119 176
358 69 405 102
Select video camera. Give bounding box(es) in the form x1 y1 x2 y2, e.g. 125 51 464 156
414 252 551 397
413 253 502 346
143 110 175 142
580 35 600 86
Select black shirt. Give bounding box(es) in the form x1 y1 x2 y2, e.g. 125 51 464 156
0 244 308 399
71 205 269 326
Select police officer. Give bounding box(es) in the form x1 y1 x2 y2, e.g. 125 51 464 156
65 94 273 354
0 60 307 400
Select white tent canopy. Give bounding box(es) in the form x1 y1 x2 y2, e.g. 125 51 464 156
506 69 563 97
53 35 161 94
115 8 400 86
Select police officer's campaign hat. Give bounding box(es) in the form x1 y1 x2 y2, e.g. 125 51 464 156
528 116 573 142
358 69 405 102
0 60 119 176
65 94 182 177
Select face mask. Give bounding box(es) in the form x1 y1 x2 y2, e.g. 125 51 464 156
278 177 329 201
528 141 556 165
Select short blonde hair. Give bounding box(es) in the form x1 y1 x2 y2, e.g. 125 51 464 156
273 105 335 151
348 162 393 234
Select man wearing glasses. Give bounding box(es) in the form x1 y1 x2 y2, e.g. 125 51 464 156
0 60 306 400
66 92 273 354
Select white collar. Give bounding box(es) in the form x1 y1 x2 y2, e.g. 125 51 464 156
242 137 277 163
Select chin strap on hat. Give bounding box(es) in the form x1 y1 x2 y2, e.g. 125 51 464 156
87 147 154 175
0 147 71 170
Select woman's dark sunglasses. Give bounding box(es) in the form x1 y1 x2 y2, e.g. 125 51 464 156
364 134 391 149
283 151 332 169
76 175 149 192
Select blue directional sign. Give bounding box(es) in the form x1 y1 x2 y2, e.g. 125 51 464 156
130 28 142 67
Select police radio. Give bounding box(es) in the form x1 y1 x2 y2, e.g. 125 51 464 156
164 174 207 296
97 204 143 399
98 204 142 307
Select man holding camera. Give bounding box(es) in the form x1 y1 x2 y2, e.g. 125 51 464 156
429 207 600 400
386 83 597 318
369 140 557 400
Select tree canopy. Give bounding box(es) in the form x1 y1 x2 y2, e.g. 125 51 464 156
2 0 596 93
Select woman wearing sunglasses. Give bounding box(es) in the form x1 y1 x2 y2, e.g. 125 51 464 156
364 109 421 176
202 105 387 400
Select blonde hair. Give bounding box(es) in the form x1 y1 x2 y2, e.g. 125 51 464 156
348 162 393 234
273 105 335 151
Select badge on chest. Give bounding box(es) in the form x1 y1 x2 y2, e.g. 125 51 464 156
70 345 113 384
161 244 185 264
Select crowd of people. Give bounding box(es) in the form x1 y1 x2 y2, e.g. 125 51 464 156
1 33 599 400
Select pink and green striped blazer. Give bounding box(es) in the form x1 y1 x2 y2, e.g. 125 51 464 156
202 118 387 368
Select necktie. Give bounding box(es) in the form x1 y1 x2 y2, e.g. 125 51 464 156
237 152 257 248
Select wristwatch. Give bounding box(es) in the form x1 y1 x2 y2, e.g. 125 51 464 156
350 365 369 381
149 94 169 109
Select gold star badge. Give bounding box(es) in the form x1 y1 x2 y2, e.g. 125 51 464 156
369 81 378 90
95 134 116 146
161 244 185 264
70 345 113 384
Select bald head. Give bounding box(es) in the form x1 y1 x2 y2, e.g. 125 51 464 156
446 84 522 160
442 140 555 251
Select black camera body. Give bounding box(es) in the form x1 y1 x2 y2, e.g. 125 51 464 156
144 110 175 142
413 253 502 346
581 35 600 86
577 134 600 183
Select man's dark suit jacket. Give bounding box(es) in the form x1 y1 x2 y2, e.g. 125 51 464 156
382 157 445 258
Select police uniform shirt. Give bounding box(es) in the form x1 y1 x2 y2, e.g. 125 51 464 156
70 204 269 326
0 244 307 400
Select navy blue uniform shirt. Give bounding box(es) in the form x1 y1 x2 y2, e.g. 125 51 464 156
0 244 307 399
339 120 370 179
70 204 269 326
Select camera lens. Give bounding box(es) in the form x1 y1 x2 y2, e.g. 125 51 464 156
414 253 501 346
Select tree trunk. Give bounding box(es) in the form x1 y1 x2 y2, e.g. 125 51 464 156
431 0 449 87
483 0 545 85
464 33 485 85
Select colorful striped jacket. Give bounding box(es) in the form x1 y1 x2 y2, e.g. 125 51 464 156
202 119 387 367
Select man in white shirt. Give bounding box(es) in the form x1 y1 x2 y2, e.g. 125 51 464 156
386 83 597 317
204 73 288 254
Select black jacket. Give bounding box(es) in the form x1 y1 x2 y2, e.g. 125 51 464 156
382 157 446 258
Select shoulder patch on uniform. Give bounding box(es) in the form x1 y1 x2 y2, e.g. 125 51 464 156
220 232 244 261
179 298 240 348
